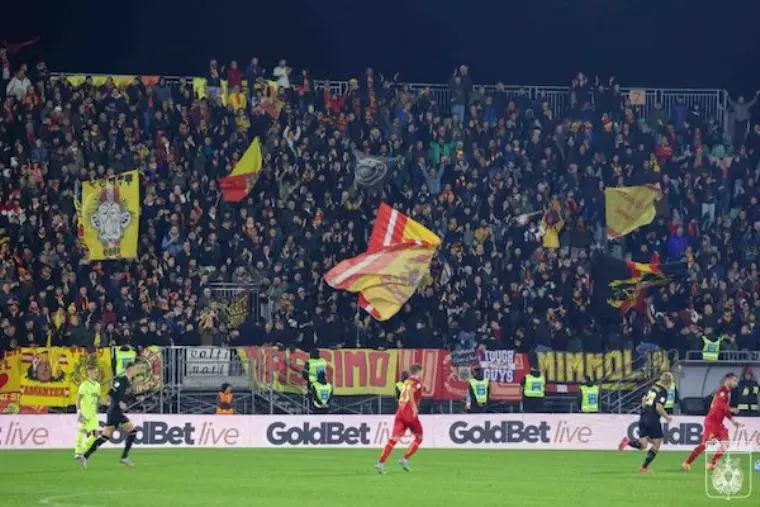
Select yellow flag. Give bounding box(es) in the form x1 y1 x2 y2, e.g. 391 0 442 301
81 170 140 260
605 186 658 239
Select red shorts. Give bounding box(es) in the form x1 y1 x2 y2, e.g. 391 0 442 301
702 423 729 444
392 413 423 439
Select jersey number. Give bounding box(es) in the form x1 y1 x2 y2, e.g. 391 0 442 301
644 390 657 406
399 384 414 404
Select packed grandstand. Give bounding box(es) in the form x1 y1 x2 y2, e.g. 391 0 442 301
1 52 759 362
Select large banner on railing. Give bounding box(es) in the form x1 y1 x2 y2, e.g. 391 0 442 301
536 349 670 386
4 348 114 408
130 346 163 395
239 347 398 395
398 349 530 401
240 347 530 400
2 414 758 451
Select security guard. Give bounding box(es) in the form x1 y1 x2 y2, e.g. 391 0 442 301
304 349 328 383
309 371 333 414
701 331 721 361
521 367 545 413
466 368 490 413
395 371 409 401
114 345 137 375
737 367 759 416
578 376 600 413
664 379 679 415
216 383 234 415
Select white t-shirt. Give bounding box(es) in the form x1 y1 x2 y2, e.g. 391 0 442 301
273 65 291 89
6 76 31 100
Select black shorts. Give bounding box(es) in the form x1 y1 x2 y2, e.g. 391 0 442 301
638 416 664 440
105 408 130 428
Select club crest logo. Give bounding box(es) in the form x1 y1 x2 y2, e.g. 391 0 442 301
712 457 744 497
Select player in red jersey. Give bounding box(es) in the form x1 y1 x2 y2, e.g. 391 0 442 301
375 364 424 474
682 372 743 472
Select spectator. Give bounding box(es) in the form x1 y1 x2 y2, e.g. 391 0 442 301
6 65 31 100
273 59 291 89
727 91 760 148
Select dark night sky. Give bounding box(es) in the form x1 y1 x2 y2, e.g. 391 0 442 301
4 0 760 93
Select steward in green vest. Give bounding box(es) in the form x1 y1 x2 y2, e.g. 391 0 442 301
578 377 600 413
309 371 333 414
663 382 678 414
702 334 721 361
115 345 137 375
395 371 409 402
466 368 490 413
522 367 545 413
303 349 328 383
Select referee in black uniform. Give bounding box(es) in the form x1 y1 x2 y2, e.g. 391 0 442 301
79 362 139 469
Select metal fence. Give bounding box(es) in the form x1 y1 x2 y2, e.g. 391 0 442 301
154 346 679 415
50 72 728 131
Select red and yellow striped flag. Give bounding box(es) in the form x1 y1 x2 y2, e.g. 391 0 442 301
324 203 442 321
220 137 263 203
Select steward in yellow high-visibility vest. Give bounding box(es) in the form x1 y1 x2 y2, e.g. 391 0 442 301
522 367 545 413
216 383 234 415
304 349 328 383
309 371 333 414
466 368 490 413
663 382 678 415
579 377 600 413
702 335 721 361
114 346 137 375
396 371 409 402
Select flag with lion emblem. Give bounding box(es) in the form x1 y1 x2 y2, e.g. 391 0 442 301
80 170 140 260
324 203 442 321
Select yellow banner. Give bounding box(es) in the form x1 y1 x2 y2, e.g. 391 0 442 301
0 351 21 413
69 348 113 403
605 186 658 239
19 347 79 406
239 346 397 395
130 346 163 395
537 349 670 385
81 170 141 260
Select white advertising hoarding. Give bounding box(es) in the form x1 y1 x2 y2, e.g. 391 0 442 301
1 414 759 451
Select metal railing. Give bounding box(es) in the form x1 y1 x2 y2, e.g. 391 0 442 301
685 350 760 361
600 348 678 414
154 346 683 415
49 72 728 131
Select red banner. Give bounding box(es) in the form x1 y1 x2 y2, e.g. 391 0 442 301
240 347 398 395
398 349 529 401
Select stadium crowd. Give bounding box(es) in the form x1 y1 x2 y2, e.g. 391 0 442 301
1 50 760 359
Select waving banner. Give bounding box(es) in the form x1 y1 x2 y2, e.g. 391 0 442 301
325 203 442 321
353 152 399 190
81 170 141 260
605 185 658 239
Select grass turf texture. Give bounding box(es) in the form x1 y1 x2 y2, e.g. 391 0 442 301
0 449 758 506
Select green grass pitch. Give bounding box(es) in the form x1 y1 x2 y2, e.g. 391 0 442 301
0 449 758 506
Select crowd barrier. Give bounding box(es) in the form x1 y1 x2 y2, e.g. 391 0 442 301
50 73 728 131
1 414 757 451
